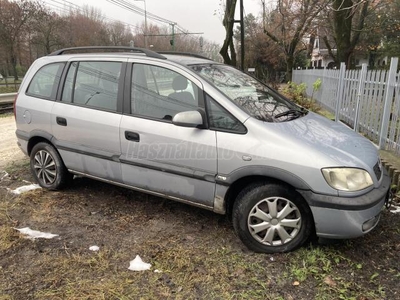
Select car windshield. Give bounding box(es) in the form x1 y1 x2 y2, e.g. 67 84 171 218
191 64 306 122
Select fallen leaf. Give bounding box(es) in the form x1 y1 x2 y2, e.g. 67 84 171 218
185 235 195 241
324 276 337 287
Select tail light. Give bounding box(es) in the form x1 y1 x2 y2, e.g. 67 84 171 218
13 93 18 119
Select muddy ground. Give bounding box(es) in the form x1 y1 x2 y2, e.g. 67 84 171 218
0 114 400 299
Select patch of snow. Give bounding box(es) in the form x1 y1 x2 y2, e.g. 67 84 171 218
15 227 59 240
9 184 41 195
89 245 100 251
154 269 162 273
128 255 151 271
390 205 400 214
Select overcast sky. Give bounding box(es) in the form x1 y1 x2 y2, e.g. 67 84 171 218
46 0 264 44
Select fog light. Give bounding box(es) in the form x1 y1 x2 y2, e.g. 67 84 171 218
362 214 380 232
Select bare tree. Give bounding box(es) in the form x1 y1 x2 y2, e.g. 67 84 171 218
263 0 327 80
323 0 371 67
220 0 237 66
60 7 110 47
107 21 134 46
31 9 65 55
0 0 40 80
235 14 286 82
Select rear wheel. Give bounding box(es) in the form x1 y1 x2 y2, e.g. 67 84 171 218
30 142 72 190
233 182 313 253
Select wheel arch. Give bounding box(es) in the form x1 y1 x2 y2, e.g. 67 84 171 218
27 130 55 155
222 166 313 219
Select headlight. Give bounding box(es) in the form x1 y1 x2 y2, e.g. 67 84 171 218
322 168 373 191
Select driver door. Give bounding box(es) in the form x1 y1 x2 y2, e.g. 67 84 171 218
119 61 217 208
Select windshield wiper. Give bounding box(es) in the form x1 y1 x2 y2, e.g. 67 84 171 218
274 108 306 119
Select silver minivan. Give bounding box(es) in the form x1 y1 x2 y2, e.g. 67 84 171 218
15 47 391 253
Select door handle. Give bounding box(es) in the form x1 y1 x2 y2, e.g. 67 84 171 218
56 117 67 126
125 131 140 142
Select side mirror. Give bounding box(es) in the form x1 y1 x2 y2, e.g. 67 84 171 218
172 110 204 128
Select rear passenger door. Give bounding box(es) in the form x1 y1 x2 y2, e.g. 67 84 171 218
52 58 126 182
119 61 217 208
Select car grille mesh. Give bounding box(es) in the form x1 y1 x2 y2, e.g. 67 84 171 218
373 161 382 180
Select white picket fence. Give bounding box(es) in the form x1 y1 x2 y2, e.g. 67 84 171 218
292 58 400 154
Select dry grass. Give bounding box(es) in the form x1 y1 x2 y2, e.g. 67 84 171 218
1 161 399 299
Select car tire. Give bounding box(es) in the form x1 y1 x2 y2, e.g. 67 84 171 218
232 182 313 253
30 142 72 190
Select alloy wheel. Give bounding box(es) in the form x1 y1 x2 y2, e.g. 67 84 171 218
33 150 57 185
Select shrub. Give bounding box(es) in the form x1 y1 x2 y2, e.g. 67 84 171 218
282 81 321 113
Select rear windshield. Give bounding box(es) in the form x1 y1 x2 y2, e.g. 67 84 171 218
191 64 306 122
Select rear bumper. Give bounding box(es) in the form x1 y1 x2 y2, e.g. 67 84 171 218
299 169 390 239
15 129 29 155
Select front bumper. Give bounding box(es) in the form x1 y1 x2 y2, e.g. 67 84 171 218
299 169 390 239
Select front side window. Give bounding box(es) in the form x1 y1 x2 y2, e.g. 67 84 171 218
62 61 121 111
27 63 64 99
131 63 199 121
206 95 246 133
191 64 306 122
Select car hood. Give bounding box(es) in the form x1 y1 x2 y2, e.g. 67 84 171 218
275 112 379 168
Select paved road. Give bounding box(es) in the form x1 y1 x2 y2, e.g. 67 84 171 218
0 115 25 170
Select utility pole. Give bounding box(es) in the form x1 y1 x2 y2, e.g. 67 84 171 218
199 36 204 55
240 0 244 71
234 0 245 70
134 0 148 48
146 31 203 52
170 23 176 51
144 0 148 48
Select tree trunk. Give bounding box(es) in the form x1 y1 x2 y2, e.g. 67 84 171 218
307 34 315 65
220 0 237 66
10 48 18 81
332 0 369 68
286 55 294 82
229 39 237 66
333 0 353 67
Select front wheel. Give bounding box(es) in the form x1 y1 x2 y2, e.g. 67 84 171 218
232 182 313 253
30 142 72 190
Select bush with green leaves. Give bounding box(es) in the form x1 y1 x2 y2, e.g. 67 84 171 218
282 81 321 113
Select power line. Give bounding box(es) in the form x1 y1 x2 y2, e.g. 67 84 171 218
106 0 193 33
106 0 173 25
42 0 141 31
42 0 204 50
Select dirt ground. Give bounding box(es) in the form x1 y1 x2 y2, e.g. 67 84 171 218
0 114 25 168
0 114 400 299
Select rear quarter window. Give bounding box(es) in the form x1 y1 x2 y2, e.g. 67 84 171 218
26 62 65 99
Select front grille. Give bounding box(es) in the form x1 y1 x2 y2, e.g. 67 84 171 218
373 161 382 180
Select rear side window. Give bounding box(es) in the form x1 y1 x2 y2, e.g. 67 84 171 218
62 61 122 111
26 63 64 99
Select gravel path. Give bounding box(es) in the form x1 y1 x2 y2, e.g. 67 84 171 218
0 115 25 169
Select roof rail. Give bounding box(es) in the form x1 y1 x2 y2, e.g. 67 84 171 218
157 51 211 60
49 46 166 60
